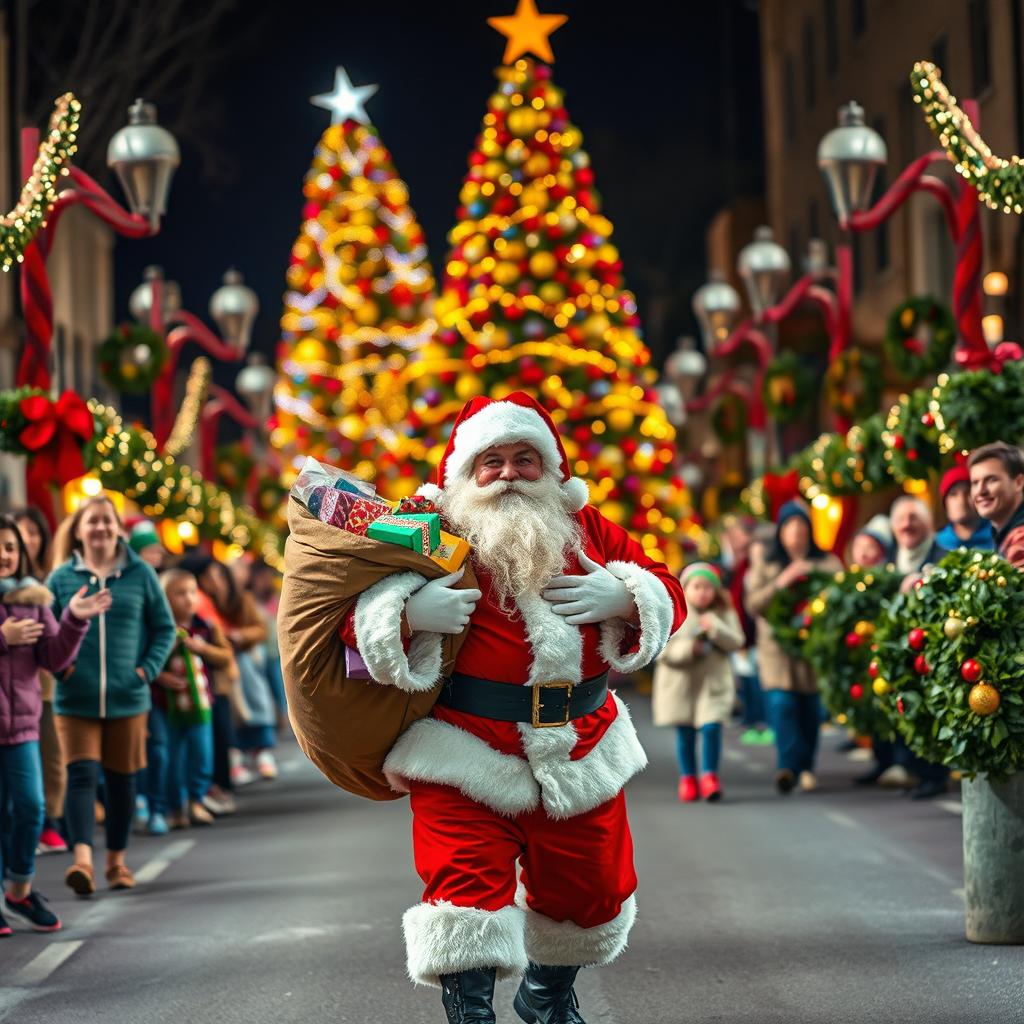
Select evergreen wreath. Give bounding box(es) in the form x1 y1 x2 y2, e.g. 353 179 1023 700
98 323 168 395
825 348 883 422
763 569 837 658
762 352 814 425
883 296 955 381
711 392 748 445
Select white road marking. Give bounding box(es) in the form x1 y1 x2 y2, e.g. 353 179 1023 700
15 941 84 985
938 800 963 815
825 810 858 830
134 838 196 884
723 749 747 763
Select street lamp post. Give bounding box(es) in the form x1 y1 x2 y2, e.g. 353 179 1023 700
17 98 179 390
133 266 260 447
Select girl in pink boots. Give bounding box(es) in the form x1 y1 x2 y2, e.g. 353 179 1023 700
653 563 744 802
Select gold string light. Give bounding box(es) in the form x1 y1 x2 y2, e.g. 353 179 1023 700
162 357 211 458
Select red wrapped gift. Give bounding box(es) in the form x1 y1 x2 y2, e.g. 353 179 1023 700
395 494 438 515
345 497 392 536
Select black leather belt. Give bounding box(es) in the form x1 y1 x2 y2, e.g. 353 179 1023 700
436 671 609 729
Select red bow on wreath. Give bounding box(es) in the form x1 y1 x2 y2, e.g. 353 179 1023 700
18 391 95 490
763 469 801 521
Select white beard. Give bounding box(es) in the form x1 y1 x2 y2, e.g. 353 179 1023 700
439 473 584 613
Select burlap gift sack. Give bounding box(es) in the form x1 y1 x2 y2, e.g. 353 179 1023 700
278 498 474 800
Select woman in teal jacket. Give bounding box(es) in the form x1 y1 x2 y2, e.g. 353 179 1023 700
49 496 175 896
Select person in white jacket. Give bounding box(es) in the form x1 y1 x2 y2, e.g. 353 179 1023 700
652 563 744 802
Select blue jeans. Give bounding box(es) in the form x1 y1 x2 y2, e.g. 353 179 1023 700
739 672 766 727
764 690 821 775
167 719 213 810
0 741 45 884
147 706 171 816
675 724 723 776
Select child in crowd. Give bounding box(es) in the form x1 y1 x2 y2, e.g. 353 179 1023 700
148 570 235 832
0 515 110 934
653 563 745 803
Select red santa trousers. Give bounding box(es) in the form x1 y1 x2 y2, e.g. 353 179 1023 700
402 780 638 986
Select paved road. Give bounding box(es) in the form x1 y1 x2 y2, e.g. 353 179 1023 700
2 691 1022 1024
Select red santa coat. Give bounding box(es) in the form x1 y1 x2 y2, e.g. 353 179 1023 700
342 503 685 821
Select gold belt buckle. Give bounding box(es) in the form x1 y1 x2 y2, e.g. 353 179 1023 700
532 682 574 728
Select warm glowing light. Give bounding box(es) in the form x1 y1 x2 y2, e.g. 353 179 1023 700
983 271 1009 297
982 314 1004 345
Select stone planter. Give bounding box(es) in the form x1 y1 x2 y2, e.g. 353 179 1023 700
962 772 1024 944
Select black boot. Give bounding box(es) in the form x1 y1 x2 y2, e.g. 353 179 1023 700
439 968 497 1023
513 963 587 1023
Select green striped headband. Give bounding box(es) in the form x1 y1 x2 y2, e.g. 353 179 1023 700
681 562 722 588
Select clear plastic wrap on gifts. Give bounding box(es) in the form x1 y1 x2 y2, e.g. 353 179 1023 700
291 456 377 509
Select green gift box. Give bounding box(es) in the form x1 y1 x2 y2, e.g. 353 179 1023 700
367 513 440 555
393 512 442 551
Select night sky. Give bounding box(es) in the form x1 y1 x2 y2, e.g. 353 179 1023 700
112 0 763 404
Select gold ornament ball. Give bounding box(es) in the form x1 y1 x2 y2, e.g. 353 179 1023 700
539 281 566 305
558 126 582 153
353 298 380 327
529 251 557 279
507 107 539 138
503 240 527 262
810 597 826 616
456 374 484 400
463 234 489 264
524 153 551 178
602 501 625 525
493 261 520 286
943 617 965 639
293 338 335 365
854 620 875 638
584 313 611 340
872 678 890 697
968 683 1001 716
607 408 634 432
997 576 1007 587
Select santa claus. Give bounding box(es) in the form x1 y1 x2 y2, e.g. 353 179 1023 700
341 392 685 1024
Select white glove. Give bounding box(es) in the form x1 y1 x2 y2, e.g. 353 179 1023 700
405 568 482 635
542 552 637 626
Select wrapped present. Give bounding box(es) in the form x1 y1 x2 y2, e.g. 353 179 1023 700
292 456 376 509
392 512 441 551
167 629 213 728
431 531 471 573
346 497 393 537
345 645 371 680
395 494 438 515
367 514 435 555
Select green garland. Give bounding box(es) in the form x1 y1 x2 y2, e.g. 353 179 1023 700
803 566 902 737
762 352 814 425
793 417 895 498
882 389 945 482
912 61 1024 215
711 392 748 444
937 359 1024 451
872 549 1024 780
883 296 956 381
98 323 168 395
763 569 836 658
824 348 883 422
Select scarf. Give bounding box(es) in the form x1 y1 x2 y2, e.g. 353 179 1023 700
0 574 42 597
896 535 934 575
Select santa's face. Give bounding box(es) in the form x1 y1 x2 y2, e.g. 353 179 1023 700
441 446 582 612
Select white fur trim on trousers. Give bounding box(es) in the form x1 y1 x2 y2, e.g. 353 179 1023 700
403 902 528 987
518 891 637 967
599 561 675 674
353 572 443 693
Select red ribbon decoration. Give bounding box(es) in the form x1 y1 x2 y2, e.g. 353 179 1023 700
18 390 95 491
762 469 801 522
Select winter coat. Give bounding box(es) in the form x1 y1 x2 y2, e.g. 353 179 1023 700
935 520 993 553
744 554 843 694
152 613 235 713
0 581 89 745
652 606 744 728
48 543 177 720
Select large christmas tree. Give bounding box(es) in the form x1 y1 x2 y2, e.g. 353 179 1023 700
271 67 437 498
407 5 692 564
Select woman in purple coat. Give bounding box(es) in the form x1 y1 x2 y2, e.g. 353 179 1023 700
0 515 110 936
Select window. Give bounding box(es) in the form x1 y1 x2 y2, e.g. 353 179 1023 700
873 117 890 273
851 0 866 38
803 18 816 110
783 55 797 141
969 0 991 94
823 0 839 73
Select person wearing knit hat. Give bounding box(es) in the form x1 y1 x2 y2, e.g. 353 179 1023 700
653 563 744 804
935 465 993 552
744 499 842 796
334 390 686 1023
127 520 166 571
850 514 895 567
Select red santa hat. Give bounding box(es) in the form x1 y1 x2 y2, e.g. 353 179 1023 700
419 392 590 512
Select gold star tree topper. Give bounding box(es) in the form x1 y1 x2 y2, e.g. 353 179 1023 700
488 0 568 64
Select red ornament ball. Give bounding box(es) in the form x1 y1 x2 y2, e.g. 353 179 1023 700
845 631 862 649
850 683 864 701
921 413 935 427
960 658 983 683
914 654 931 675
893 435 906 451
868 661 880 679
908 628 926 651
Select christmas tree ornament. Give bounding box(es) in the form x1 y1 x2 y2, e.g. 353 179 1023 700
487 0 567 64
961 658 983 682
968 683 1001 716
914 654 931 675
310 66 379 126
908 627 926 650
868 660 880 679
873 678 890 697
850 683 864 700
854 620 875 638
943 616 965 640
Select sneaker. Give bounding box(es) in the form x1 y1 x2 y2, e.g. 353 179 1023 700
740 728 765 746
202 792 235 817
147 813 169 836
775 769 795 795
677 775 699 802
36 827 68 855
758 728 776 745
133 795 148 832
878 764 912 789
699 772 722 802
230 764 258 787
255 750 278 781
4 892 61 932
799 771 819 792
0 911 11 937
189 801 215 826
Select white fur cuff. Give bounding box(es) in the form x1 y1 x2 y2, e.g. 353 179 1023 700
598 562 674 674
520 894 637 967
353 572 443 693
384 717 540 816
403 901 528 987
